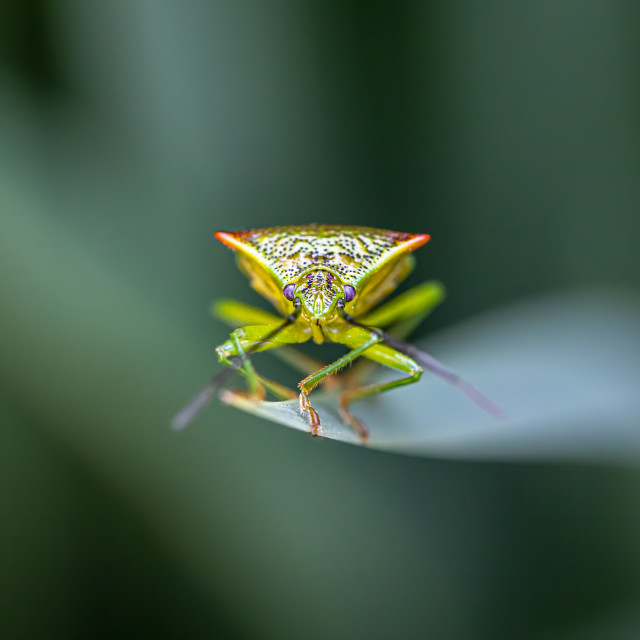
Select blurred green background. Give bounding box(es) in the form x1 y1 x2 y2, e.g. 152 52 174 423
1 2 640 638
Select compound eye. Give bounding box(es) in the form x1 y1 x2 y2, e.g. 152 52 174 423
343 284 356 302
283 284 296 301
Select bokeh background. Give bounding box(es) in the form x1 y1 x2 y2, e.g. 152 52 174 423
1 2 640 638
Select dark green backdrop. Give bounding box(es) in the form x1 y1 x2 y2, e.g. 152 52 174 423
1 2 639 638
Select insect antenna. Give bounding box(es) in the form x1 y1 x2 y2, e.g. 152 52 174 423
172 301 302 430
337 302 504 419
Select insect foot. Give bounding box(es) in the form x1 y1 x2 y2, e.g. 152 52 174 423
298 391 321 437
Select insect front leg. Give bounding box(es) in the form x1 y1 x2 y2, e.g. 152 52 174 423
337 343 423 440
216 324 310 402
328 327 424 441
297 334 381 439
343 281 444 386
214 298 336 383
230 330 268 401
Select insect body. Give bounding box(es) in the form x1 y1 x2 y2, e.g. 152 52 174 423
173 224 501 441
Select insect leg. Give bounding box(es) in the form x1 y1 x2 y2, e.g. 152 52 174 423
229 329 265 400
172 321 308 430
221 332 297 402
214 298 333 379
213 298 284 326
225 331 297 401
336 310 504 420
297 334 381 438
343 281 444 385
359 280 445 337
217 324 310 401
216 323 311 359
336 343 423 442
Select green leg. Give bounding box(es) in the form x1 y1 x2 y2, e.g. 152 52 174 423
327 327 424 441
214 299 283 326
338 344 423 441
226 330 297 401
297 334 381 438
216 323 312 359
294 284 442 440
359 280 445 336
343 281 444 386
230 330 264 399
217 324 311 402
214 298 332 378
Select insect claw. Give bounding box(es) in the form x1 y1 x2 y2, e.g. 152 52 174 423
308 407 321 437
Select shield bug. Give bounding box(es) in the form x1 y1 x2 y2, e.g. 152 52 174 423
173 224 502 441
